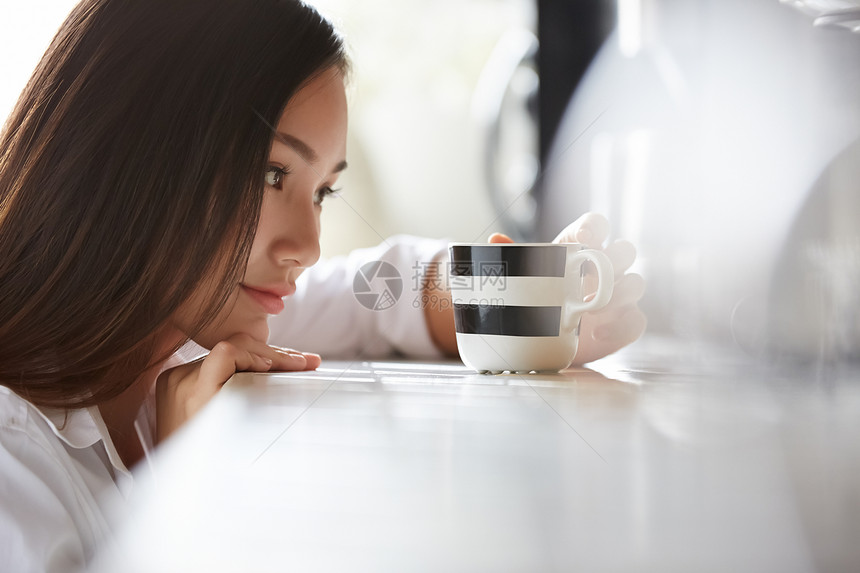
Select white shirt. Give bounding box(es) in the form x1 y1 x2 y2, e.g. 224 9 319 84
0 236 447 572
0 388 125 573
0 343 203 573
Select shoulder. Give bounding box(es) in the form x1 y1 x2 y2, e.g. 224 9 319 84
0 386 100 572
0 385 60 452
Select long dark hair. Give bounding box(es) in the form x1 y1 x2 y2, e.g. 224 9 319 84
0 0 348 408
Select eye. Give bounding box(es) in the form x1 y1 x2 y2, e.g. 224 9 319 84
264 166 289 190
314 186 340 207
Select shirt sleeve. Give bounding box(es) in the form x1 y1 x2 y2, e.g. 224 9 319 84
267 235 450 359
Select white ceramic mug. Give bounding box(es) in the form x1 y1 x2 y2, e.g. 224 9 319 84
448 243 614 373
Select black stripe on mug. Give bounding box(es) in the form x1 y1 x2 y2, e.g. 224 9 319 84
449 245 566 277
453 304 562 337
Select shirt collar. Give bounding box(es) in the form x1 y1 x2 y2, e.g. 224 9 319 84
32 341 208 478
36 403 131 476
37 404 103 449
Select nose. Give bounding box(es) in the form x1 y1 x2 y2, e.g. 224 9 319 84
269 202 321 270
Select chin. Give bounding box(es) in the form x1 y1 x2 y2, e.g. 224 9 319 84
248 325 270 344
234 319 270 344
195 318 270 348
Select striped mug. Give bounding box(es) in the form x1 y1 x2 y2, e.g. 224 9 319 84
448 243 614 373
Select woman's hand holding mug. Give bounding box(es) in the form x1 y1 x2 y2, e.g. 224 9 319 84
488 212 646 366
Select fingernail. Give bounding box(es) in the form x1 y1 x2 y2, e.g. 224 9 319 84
263 358 273 366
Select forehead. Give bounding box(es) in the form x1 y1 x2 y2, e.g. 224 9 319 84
274 69 347 156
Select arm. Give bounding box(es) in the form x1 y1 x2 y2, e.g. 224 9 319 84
421 251 458 356
269 236 449 359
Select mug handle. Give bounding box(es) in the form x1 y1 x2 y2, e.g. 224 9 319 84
565 249 614 314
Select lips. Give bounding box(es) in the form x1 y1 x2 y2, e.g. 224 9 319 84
240 283 295 315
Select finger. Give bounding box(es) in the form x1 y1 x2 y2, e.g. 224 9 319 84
230 344 275 372
272 352 308 371
591 273 645 314
268 346 321 371
239 341 319 372
603 240 637 277
199 341 271 390
488 232 514 244
592 307 647 345
572 307 647 365
259 347 305 370
301 352 322 370
553 212 610 248
269 345 304 354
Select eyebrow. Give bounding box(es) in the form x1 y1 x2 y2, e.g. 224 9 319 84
275 131 348 174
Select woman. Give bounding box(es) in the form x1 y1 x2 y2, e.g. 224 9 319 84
0 1 345 569
0 0 645 571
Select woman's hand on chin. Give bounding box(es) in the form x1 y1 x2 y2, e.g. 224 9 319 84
156 333 320 442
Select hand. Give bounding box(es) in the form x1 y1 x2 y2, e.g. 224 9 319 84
155 334 321 442
488 212 646 365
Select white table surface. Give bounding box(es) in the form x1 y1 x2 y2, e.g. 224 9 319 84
95 337 860 572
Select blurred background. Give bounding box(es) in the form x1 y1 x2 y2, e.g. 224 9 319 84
0 0 544 253
3 0 859 364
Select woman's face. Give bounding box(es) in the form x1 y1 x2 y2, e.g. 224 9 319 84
174 68 348 348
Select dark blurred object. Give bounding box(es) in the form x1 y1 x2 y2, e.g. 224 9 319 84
537 0 615 165
476 0 614 241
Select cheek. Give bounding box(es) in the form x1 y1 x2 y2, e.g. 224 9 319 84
171 284 241 344
248 191 322 264
245 195 279 265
